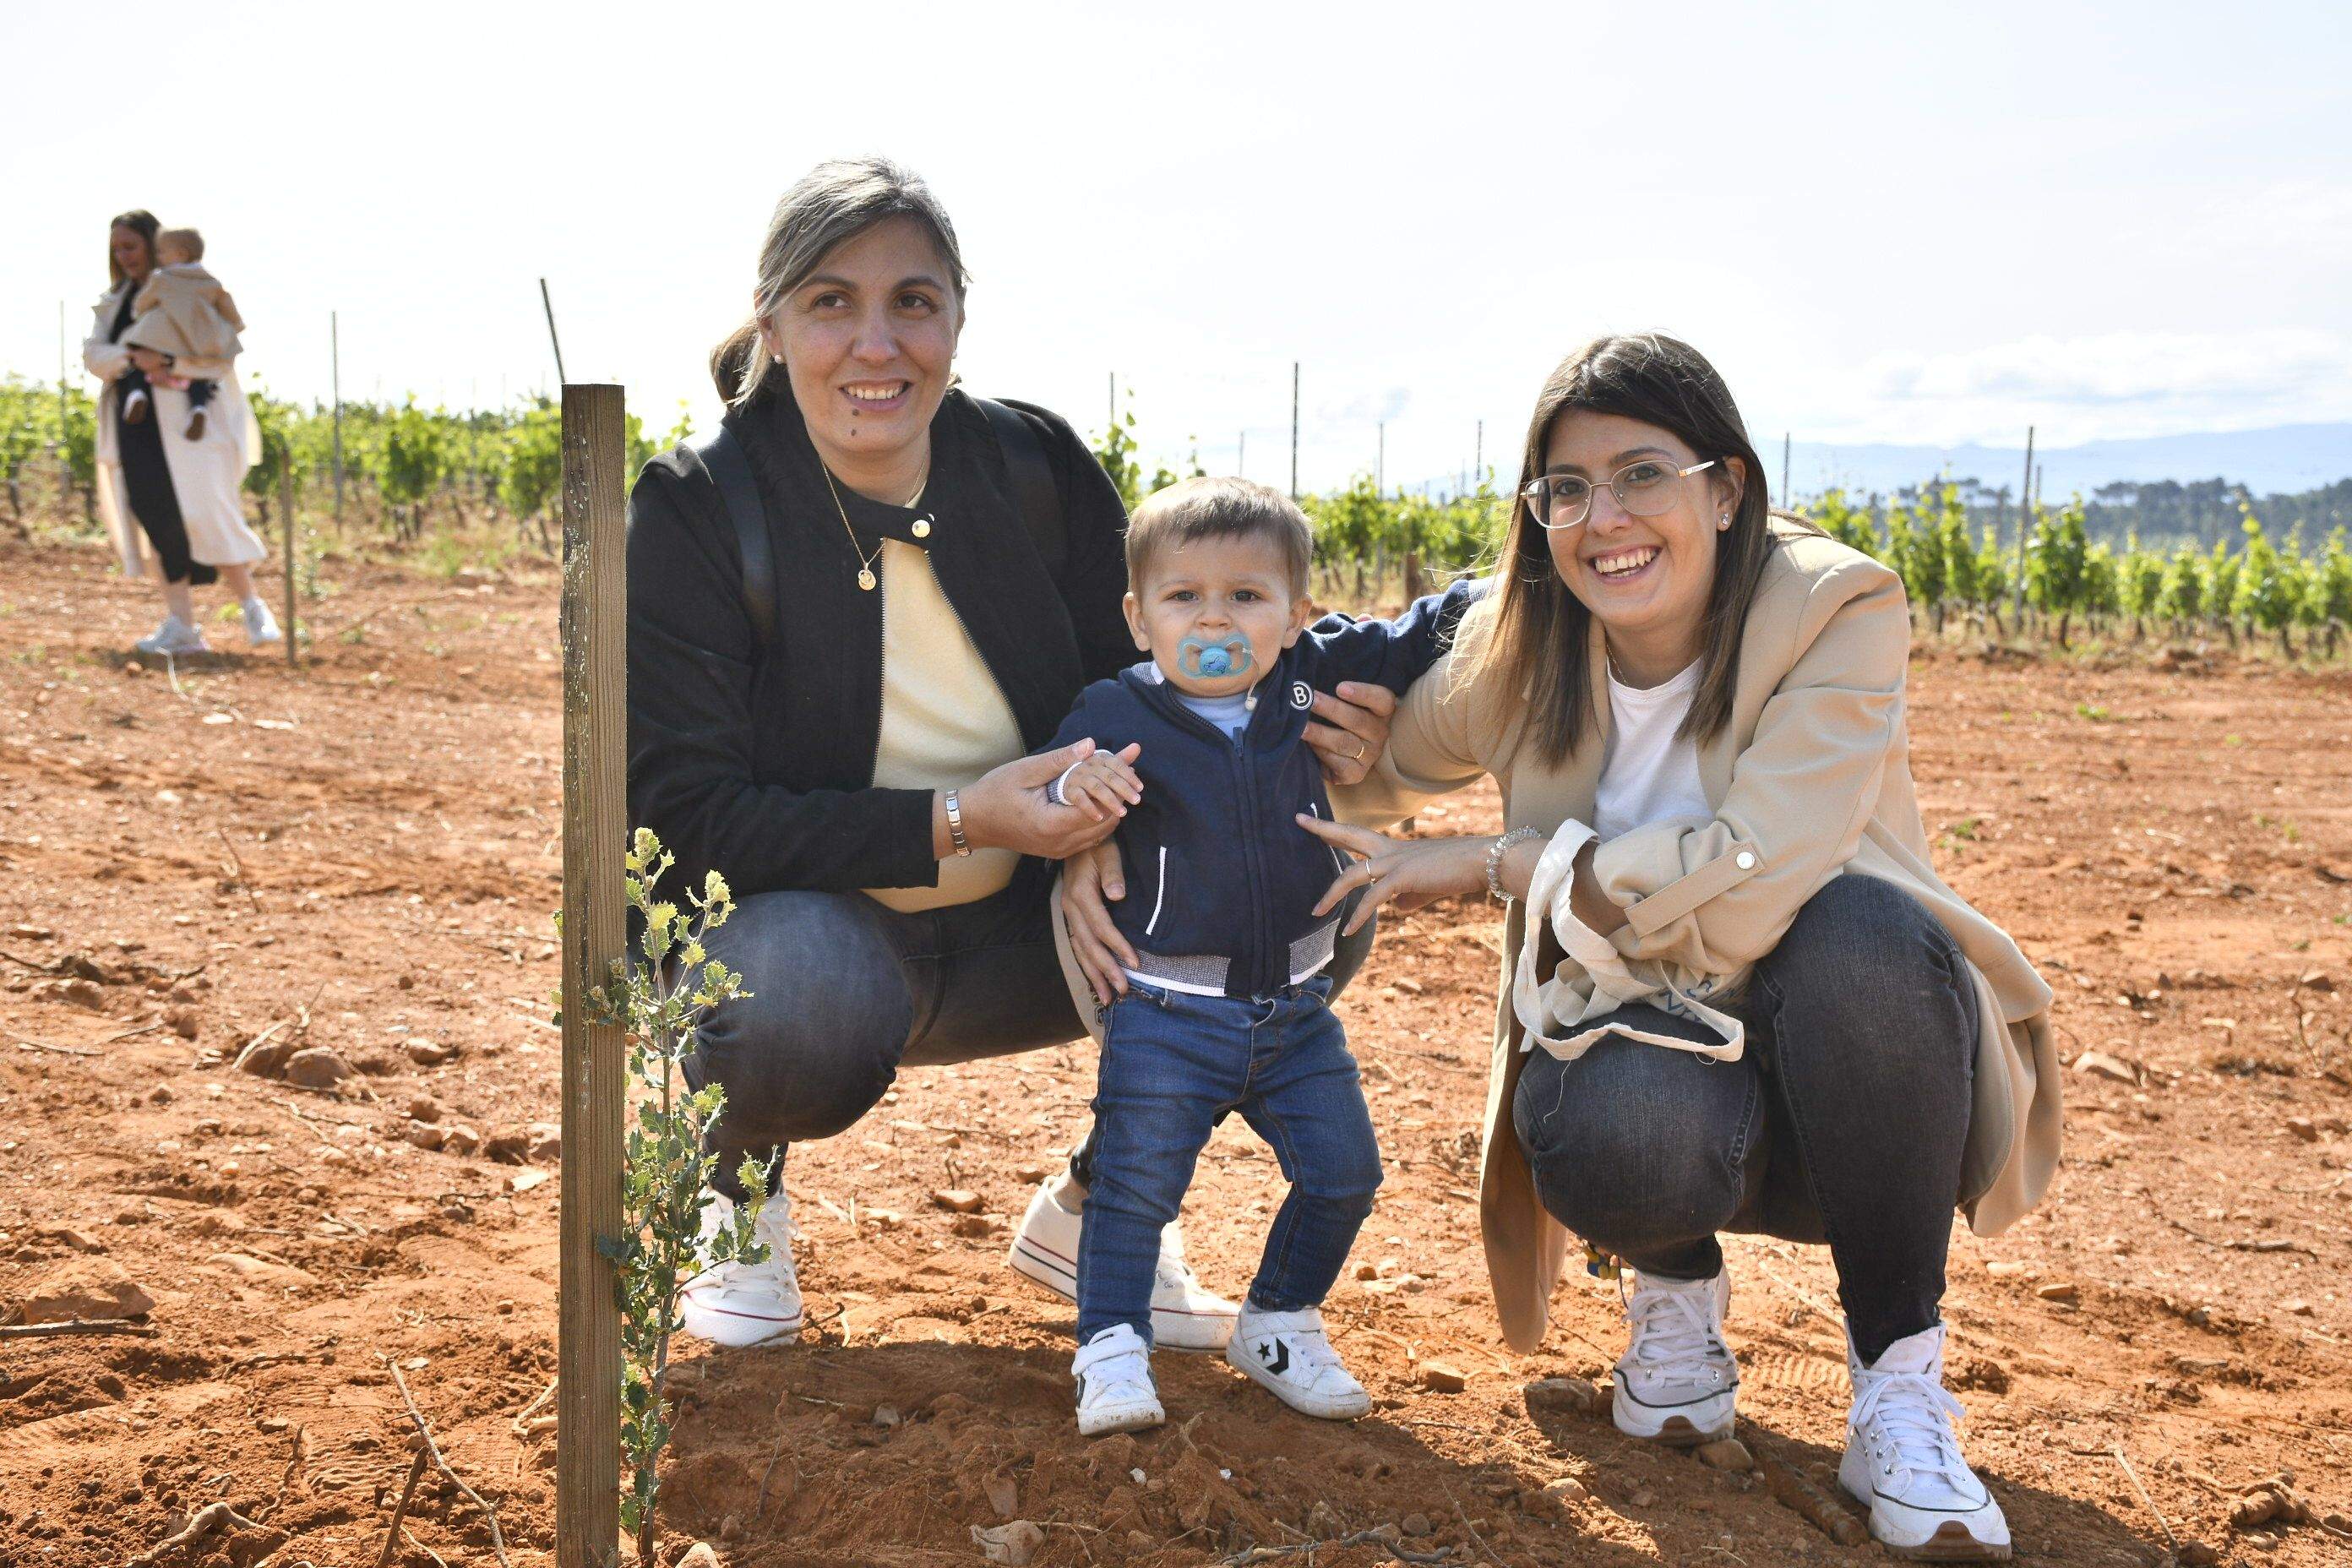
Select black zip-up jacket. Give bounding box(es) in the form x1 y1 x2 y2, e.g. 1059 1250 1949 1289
1044 581 1482 999
626 384 1134 906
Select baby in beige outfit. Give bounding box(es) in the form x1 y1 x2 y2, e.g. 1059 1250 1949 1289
122 227 244 441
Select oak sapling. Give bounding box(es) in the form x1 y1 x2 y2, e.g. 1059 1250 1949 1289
585 827 766 1565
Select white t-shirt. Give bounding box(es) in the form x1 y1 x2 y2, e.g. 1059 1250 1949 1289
1592 658 1710 841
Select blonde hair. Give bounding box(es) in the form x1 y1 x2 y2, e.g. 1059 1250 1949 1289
156 226 204 262
710 158 968 406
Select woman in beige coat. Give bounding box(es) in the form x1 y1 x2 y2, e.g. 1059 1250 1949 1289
82 210 277 656
1070 333 2059 1560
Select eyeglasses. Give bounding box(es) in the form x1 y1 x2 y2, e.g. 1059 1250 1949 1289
1520 458 1718 531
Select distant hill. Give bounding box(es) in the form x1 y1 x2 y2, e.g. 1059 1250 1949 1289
1781 423 2352 502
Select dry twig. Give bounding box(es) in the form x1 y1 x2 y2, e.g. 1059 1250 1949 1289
380 1353 514 1568
374 1447 429 1568
125 1501 264 1567
261 1424 307 1522
507 1377 557 1438
1446 1489 1507 1568
2110 1446 2180 1551
0 1318 158 1341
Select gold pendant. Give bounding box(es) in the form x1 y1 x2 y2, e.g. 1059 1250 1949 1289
858 569 877 591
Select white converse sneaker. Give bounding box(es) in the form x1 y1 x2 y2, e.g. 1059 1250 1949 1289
1073 1323 1163 1437
1840 1326 2012 1560
678 1190 803 1348
134 615 211 657
1612 1266 1739 1446
1006 1168 1239 1352
242 597 283 646
1224 1304 1370 1420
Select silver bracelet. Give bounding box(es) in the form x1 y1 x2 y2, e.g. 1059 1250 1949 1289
944 788 972 857
1485 826 1544 902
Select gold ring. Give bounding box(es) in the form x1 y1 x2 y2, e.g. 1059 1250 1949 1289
1348 740 1369 761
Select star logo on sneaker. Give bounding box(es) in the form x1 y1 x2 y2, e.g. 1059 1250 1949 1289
1258 1337 1290 1375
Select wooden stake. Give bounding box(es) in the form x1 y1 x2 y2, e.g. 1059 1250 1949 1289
557 382 627 1568
279 443 299 667
542 279 569 387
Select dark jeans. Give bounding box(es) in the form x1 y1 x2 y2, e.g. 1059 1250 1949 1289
1076 977 1380 1345
689 871 1375 1202
1511 874 1979 1364
115 375 215 587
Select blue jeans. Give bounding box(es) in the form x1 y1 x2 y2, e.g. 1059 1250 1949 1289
1075 977 1383 1347
1511 874 1979 1364
686 874 1376 1202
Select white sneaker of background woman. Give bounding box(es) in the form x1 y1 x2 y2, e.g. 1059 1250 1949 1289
1008 1168 1238 1351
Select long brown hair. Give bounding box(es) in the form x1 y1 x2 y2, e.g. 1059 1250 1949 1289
107 210 160 290
710 158 970 406
1477 333 1789 765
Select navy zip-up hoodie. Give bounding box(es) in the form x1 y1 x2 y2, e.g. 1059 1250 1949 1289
1043 580 1482 999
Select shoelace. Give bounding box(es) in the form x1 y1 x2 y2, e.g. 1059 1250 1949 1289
1622 1280 1726 1384
1850 1370 1974 1489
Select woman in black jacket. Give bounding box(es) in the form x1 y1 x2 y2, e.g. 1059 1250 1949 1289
627 158 1397 1352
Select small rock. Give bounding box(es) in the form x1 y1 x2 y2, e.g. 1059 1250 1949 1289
1401 1512 1433 1538
983 1473 1018 1518
442 1124 482 1155
673 1545 721 1568
483 1127 531 1162
1984 1260 2032 1277
52 977 106 1010
406 1038 459 1066
1420 1362 1469 1393
1013 1162 1049 1183
283 1048 356 1089
1353 1260 1380 1281
1543 1477 1589 1505
1525 1375 1602 1415
1696 1438 1754 1473
2035 1282 2080 1304
510 1169 549 1194
36 1227 103 1254
1630 1488 1658 1508
235 1033 297 1078
406 1124 447 1152
527 1123 561 1162
873 1405 901 1428
2072 1050 2139 1084
2282 1298 2312 1316
17 1257 155 1323
408 1097 442 1124
930 1188 983 1213
2286 1117 2319 1143
163 1004 200 1040
971 1519 1045 1565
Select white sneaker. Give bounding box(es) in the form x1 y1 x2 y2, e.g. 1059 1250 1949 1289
134 615 211 657
1224 1304 1370 1420
1073 1324 1163 1437
1840 1326 2012 1560
678 1190 803 1348
242 597 283 646
1612 1266 1739 1446
1006 1169 1239 1352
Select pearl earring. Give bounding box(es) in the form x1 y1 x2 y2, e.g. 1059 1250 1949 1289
1718 514 1730 531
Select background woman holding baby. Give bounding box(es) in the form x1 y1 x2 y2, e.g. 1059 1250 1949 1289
81 208 280 656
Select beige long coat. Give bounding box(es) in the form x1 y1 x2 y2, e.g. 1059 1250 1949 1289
83 282 265 577
1322 524 2062 1351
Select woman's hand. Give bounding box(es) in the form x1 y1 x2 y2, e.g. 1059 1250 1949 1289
127 346 167 377
1303 682 1396 787
1299 815 1494 935
955 738 1142 861
1059 840 1136 1005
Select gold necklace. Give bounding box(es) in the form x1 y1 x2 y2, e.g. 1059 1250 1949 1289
820 460 934 592
819 465 885 591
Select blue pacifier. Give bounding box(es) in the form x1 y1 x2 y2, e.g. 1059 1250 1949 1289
1178 635 1254 680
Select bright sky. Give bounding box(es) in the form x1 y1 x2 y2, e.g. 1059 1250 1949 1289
6 1 2348 492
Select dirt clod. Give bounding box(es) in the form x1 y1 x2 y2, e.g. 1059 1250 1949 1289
15 1256 155 1323
282 1047 354 1088
1697 1437 1755 1472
